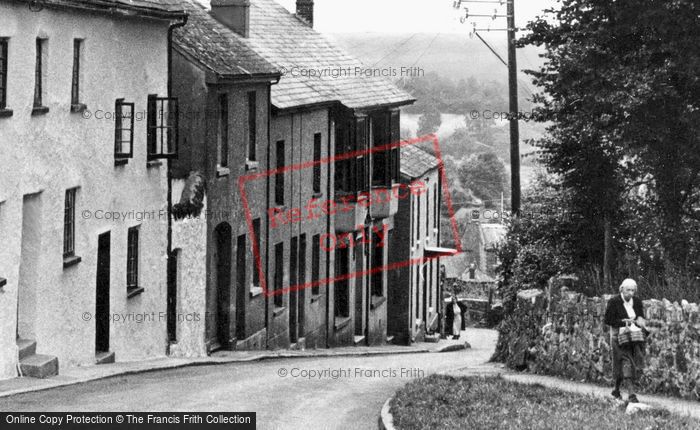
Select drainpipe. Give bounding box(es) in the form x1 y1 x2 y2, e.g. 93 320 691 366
166 14 188 353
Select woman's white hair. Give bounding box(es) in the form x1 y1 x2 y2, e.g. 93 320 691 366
619 278 638 292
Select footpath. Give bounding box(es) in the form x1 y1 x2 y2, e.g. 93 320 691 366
447 367 700 420
0 336 469 399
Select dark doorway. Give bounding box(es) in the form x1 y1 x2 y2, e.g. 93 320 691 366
235 234 246 341
95 232 110 353
207 223 231 352
289 236 298 343
334 246 350 318
298 234 306 339
354 236 365 336
422 264 428 323
167 249 178 343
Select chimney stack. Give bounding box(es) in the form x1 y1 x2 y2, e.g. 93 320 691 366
211 0 250 37
296 0 314 27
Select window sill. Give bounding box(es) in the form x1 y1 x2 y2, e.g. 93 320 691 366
334 316 351 330
370 295 386 310
0 108 13 118
310 294 321 304
147 160 163 168
70 103 87 113
249 286 263 298
245 160 259 171
273 306 286 317
127 286 145 299
114 158 129 167
216 166 230 177
63 255 82 269
31 106 49 116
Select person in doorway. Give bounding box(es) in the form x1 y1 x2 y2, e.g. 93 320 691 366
604 278 646 403
449 296 462 340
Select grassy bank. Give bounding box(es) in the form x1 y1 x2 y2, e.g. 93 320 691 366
390 375 699 429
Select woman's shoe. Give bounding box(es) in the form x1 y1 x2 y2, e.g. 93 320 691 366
611 389 621 400
627 394 639 403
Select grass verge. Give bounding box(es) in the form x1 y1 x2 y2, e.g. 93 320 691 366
390 375 699 430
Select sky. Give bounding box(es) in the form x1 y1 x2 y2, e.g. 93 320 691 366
277 0 558 34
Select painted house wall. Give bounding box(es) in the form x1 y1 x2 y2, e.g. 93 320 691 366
267 109 331 350
388 189 412 345
0 4 171 379
170 50 272 351
388 168 441 345
169 179 208 357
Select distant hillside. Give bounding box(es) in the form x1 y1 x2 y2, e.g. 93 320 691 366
327 32 544 89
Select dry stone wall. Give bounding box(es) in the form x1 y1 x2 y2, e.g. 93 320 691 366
493 286 700 401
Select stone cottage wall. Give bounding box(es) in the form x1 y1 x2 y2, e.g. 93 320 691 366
494 287 700 401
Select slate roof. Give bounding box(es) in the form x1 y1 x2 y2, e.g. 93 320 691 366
12 0 186 18
173 1 279 78
400 144 439 179
244 0 415 110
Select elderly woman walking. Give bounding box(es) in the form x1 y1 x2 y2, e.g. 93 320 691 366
604 278 646 403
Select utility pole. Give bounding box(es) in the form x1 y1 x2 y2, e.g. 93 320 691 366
506 0 520 216
453 0 521 216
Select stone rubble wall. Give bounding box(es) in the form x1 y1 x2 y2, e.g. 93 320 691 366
494 286 700 401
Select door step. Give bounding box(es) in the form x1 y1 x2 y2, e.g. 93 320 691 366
386 335 394 344
17 338 37 360
354 335 366 346
424 334 440 343
95 351 115 365
19 354 59 379
289 338 306 350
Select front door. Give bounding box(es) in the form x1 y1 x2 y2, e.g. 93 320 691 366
289 236 298 343
235 234 246 341
95 232 110 353
207 223 231 352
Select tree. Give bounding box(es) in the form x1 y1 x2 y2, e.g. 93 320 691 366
417 103 442 137
458 152 509 209
519 0 700 286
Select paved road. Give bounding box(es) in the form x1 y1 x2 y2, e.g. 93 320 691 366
2 329 497 430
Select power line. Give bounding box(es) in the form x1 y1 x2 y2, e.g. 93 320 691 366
370 33 419 68
409 32 441 68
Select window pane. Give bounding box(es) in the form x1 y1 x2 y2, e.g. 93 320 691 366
34 39 42 107
127 227 139 288
71 39 80 105
275 140 285 205
147 96 178 159
63 189 75 257
218 93 228 167
0 39 7 108
313 133 321 193
248 91 256 161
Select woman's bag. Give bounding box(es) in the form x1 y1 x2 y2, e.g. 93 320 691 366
618 321 645 346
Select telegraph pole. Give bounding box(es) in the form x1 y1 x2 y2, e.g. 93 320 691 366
454 0 520 216
506 0 520 216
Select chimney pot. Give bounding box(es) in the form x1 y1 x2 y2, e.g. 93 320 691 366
211 0 250 37
296 0 314 27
